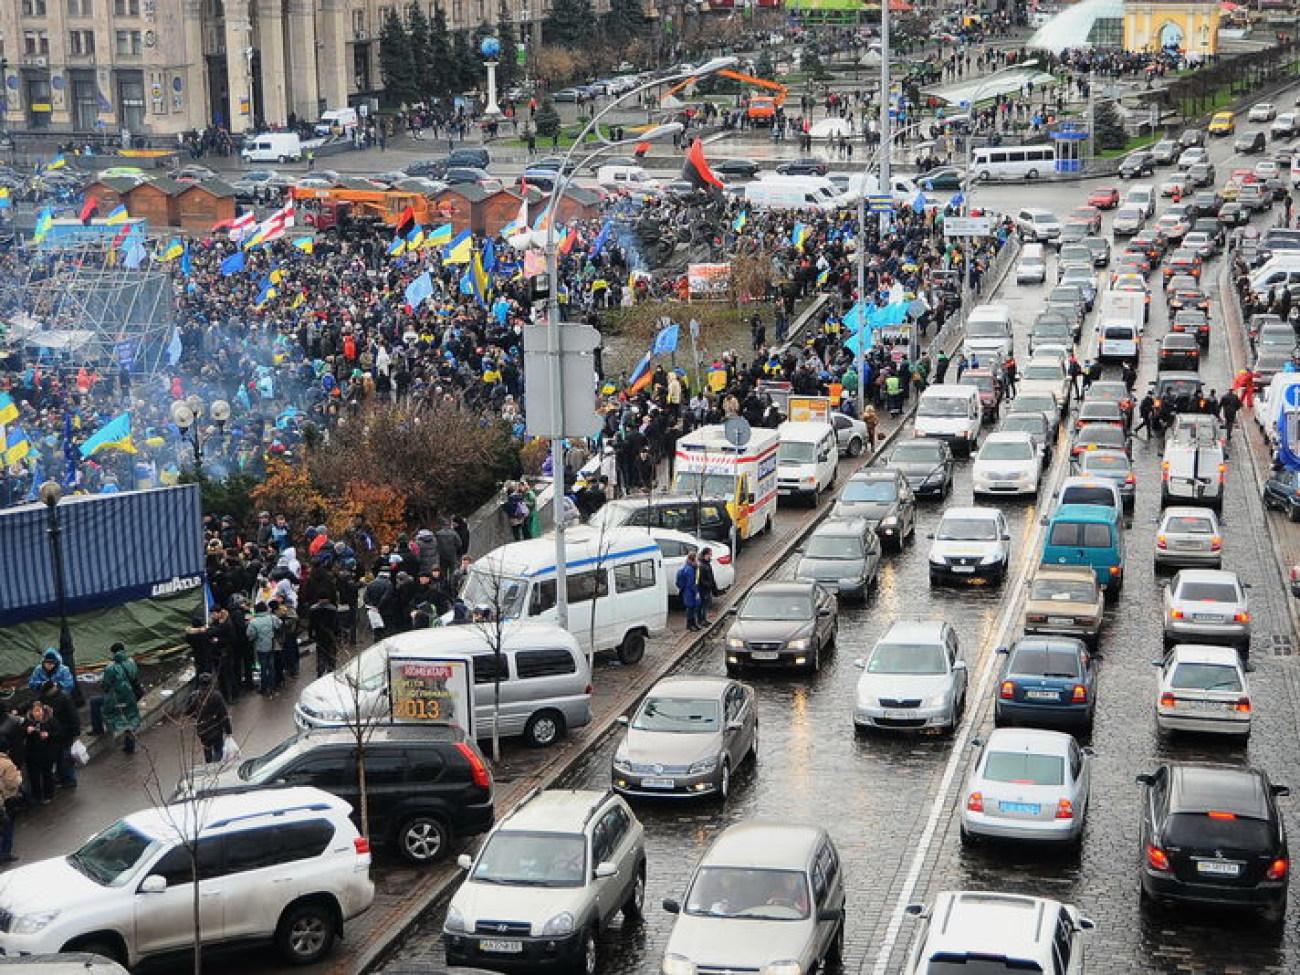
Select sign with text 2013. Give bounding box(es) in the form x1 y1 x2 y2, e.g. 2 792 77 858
389 657 475 739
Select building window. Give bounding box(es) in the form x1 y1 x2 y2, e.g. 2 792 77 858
115 29 142 55
22 0 48 16
352 8 366 35
452 0 463 23
67 0 93 14
113 0 140 15
24 31 51 56
477 0 485 19
69 29 96 55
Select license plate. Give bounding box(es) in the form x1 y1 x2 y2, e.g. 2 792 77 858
1197 860 1241 876
1184 699 1232 712
999 801 1041 814
640 777 675 789
1193 614 1224 622
479 939 523 953
750 650 780 661
1025 690 1060 701
952 566 975 574
1172 539 1202 549
883 709 914 720
1047 617 1075 627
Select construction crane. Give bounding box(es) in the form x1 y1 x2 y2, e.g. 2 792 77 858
660 69 789 126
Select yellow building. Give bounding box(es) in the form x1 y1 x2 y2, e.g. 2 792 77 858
1123 1 1222 57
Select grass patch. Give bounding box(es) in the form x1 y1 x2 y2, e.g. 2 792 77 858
1097 131 1159 158
602 303 754 378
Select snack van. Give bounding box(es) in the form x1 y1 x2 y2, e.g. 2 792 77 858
672 424 779 542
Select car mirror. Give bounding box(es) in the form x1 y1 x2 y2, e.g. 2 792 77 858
853 658 866 670
818 907 843 923
662 898 681 914
1135 772 1154 785
594 861 618 879
1273 785 1291 797
904 903 926 918
1001 534 1011 541
953 660 967 671
818 608 832 618
1082 746 1097 757
616 715 629 726
1077 917 1097 931
926 533 935 540
457 853 473 871
140 875 168 894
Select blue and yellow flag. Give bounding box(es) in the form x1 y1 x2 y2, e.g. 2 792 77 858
0 393 18 426
0 187 10 210
444 229 473 264
292 237 314 255
33 207 54 243
791 222 809 251
45 153 67 172
253 278 277 308
733 209 748 233
158 238 184 261
79 413 136 457
405 225 425 250
105 204 128 225
4 426 30 465
387 236 406 257
426 222 453 248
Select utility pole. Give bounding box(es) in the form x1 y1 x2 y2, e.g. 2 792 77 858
878 0 891 238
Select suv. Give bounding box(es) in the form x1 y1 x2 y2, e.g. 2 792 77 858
1137 762 1291 923
176 725 494 864
904 891 1095 973
445 147 490 170
443 789 646 974
590 494 733 544
0 787 374 967
1014 208 1062 243
1119 151 1156 178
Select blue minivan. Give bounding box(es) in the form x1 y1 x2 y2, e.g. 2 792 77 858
1041 504 1125 601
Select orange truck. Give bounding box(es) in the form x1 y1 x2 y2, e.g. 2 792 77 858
289 186 450 233
661 69 788 127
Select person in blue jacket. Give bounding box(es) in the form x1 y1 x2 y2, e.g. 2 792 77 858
27 649 73 696
676 551 703 632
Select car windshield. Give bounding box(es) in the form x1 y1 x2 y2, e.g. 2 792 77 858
842 479 897 502
68 821 161 887
937 517 998 541
1176 580 1238 602
1116 208 1141 221
983 751 1065 786
471 831 587 887
334 643 392 694
740 593 812 621
961 375 995 393
890 443 942 464
633 696 719 732
1103 326 1135 340
1011 646 1082 678
239 735 300 780
1002 416 1045 436
685 866 811 920
980 441 1034 461
806 535 864 560
919 397 971 418
1164 813 1272 852
967 321 1007 339
1166 516 1215 534
924 959 1046 975
1023 365 1061 381
868 642 946 675
1170 662 1242 691
460 570 529 619
1031 578 1096 603
779 442 818 464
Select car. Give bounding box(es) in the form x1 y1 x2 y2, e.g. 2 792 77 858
1163 248 1203 282
1256 159 1280 180
1028 313 1073 355
1250 102 1278 122
794 518 882 600
927 506 1012 586
1113 206 1146 235
1013 207 1062 243
830 468 917 551
610 676 757 800
995 634 1097 728
1136 762 1289 922
724 581 838 673
1171 308 1211 346
1219 200 1251 226
660 823 846 975
852 620 968 735
1070 205 1103 234
1187 162 1217 188
829 410 869 457
971 431 1040 497
882 437 954 499
1023 565 1105 645
775 158 829 176
1162 569 1251 651
1235 129 1268 155
0 787 374 967
1153 139 1183 165
1119 152 1156 178
443 789 645 973
1155 212 1191 243
1118 246 1153 275
1088 185 1120 209
1154 644 1251 738
1271 112 1298 139
1183 230 1217 260
1131 228 1169 261
174 725 493 864
1071 422 1130 458
1058 265 1098 308
712 159 760 181
918 165 964 190
1007 393 1062 442
1155 507 1223 570
1085 380 1134 419
1253 345 1294 384
1208 111 1236 136
1239 181 1273 212
1178 146 1209 169
960 728 1093 846
1057 242 1093 270
170 164 218 183
1112 271 1151 308
1076 399 1128 436
1083 235 1112 267
1168 285 1211 314
1159 333 1202 372
997 411 1052 467
1161 175 1194 198
1262 468 1300 521
1021 354 1073 405
229 168 292 200
654 529 735 599
551 87 581 101
1254 321 1295 357
903 891 1095 974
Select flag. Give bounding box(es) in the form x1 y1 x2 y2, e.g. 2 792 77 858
791 222 809 251
387 236 406 257
166 326 183 366
0 393 16 426
681 138 724 191
732 209 748 233
0 187 10 209
405 225 425 250
180 241 192 277
269 266 285 284
911 190 927 213
558 226 577 255
290 291 306 309
426 222 453 248
78 197 98 224
532 202 554 233
292 237 314 255
950 191 965 209
45 153 67 172
111 223 132 251
228 210 256 242
817 266 830 287
523 248 547 279
652 323 680 354
405 270 435 309
444 229 473 264
253 277 277 308
220 251 247 275
499 198 527 237
32 207 53 243
4 426 30 465
627 352 654 394
589 220 612 258
123 242 147 269
79 413 135 457
105 204 128 225
159 238 184 261
396 205 417 239
482 237 497 273
470 247 490 305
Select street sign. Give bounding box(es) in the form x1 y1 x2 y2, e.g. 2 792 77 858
867 194 892 213
943 216 992 237
724 416 752 447
523 322 603 438
1285 382 1300 408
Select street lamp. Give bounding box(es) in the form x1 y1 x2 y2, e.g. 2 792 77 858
38 479 82 705
536 56 734 629
170 395 230 478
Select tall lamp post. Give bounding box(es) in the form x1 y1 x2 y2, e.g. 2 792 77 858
481 36 503 121
38 480 82 705
536 55 735 629
170 395 230 478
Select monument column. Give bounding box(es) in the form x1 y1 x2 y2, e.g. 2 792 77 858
286 0 320 121
223 0 255 132
256 0 288 126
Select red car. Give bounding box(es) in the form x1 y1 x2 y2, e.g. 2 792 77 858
1088 186 1120 209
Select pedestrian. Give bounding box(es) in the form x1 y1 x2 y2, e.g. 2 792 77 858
697 548 720 625
1067 355 1083 400
677 551 703 631
955 353 969 382
863 403 878 447
1221 388 1242 440
750 313 766 351
21 701 58 804
99 643 141 755
272 598 300 684
26 649 73 697
0 747 22 863
184 673 233 765
1002 355 1017 399
502 483 529 541
38 681 79 787
1133 389 1156 439
246 601 282 696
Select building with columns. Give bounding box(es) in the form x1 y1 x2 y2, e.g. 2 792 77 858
0 0 545 138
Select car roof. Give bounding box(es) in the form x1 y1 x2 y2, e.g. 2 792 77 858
504 789 612 832
1167 644 1242 666
1166 763 1271 818
750 581 819 597
606 493 725 509
289 724 466 749
1051 503 1119 523
812 518 871 537
1032 564 1098 582
1175 568 1239 585
880 619 948 642
647 675 732 698
702 822 825 869
984 727 1075 756
925 891 1060 959
849 468 904 481
1161 506 1218 521
983 431 1035 445
131 786 351 839
941 506 1001 520
1060 475 1121 493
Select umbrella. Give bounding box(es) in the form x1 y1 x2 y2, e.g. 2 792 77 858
811 117 853 138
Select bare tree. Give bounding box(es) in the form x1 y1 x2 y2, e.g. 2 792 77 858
467 565 515 764
333 640 390 842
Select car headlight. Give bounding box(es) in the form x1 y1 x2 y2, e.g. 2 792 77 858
689 756 719 775
980 551 1002 564
761 962 804 975
727 638 745 649
612 754 632 773
542 911 575 936
881 515 899 526
788 638 810 650
925 693 951 709
12 910 60 934
663 955 698 975
444 905 467 934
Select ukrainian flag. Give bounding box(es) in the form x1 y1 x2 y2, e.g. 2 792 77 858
387 236 406 257
33 207 54 243
0 187 10 210
105 205 129 225
817 266 830 287
791 222 809 251
733 209 748 233
405 225 425 250
159 238 184 262
4 426 29 465
470 247 490 305
269 266 285 284
292 237 314 255
253 278 277 308
426 223 453 248
290 292 306 309
45 153 67 172
79 413 136 457
0 393 17 426
444 229 473 264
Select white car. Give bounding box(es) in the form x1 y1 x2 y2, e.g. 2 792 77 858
1249 103 1277 122
927 506 1012 585
1154 644 1252 738
1018 356 1072 411
852 620 967 734
959 728 1093 847
1013 208 1063 243
1256 160 1280 180
831 410 870 457
903 892 1095 973
651 528 735 598
1155 506 1223 569
971 432 1041 497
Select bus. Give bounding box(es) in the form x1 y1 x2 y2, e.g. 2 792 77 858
968 145 1058 181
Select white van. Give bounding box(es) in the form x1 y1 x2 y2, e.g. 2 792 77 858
744 176 840 211
844 171 920 204
1248 255 1300 292
294 622 593 746
596 164 659 195
1257 372 1300 442
915 384 982 457
1098 321 1141 361
458 526 666 663
964 303 1015 362
776 420 839 504
1123 184 1156 218
241 132 303 163
317 107 359 133
1015 243 1047 284
1162 415 1226 510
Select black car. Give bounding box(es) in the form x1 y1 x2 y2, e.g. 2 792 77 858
405 159 449 178
528 155 579 175
179 725 495 864
1263 468 1300 521
713 159 761 181
445 147 490 170
881 438 955 499
830 468 918 552
776 157 830 176
1159 333 1201 371
1235 130 1267 154
1219 201 1251 226
1119 152 1156 178
918 166 964 190
1137 762 1290 923
599 493 735 543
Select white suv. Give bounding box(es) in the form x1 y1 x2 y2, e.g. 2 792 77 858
0 787 374 968
443 788 647 975
904 891 1095 973
1014 208 1062 244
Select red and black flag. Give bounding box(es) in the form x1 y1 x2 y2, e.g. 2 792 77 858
395 204 418 239
681 138 724 192
78 196 98 224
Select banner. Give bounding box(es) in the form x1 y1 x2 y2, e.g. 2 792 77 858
389 656 476 738
687 263 731 299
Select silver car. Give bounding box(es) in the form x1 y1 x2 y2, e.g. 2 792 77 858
1161 569 1251 650
612 676 758 800
1154 644 1252 738
853 621 967 734
1155 507 1223 570
959 728 1093 847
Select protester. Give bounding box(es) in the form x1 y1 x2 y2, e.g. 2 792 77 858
99 644 141 755
184 673 233 765
21 701 59 804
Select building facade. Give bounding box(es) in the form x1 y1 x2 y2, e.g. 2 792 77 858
0 0 545 138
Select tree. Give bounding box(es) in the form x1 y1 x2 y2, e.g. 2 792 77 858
452 30 479 94
407 3 436 104
533 97 562 138
429 6 456 99
754 48 776 82
801 39 827 81
495 0 520 94
249 459 328 531
378 7 417 107
602 0 647 48
1093 99 1128 151
544 0 597 48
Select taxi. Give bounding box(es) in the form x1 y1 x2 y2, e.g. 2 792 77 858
1111 272 1151 307
1208 111 1236 135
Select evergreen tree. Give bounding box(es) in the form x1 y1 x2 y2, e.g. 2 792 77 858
452 30 478 93
407 3 435 103
1093 99 1127 151
800 39 826 80
544 0 596 47
378 8 417 107
534 97 561 138
602 0 647 48
429 6 455 99
496 0 520 94
754 48 776 81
